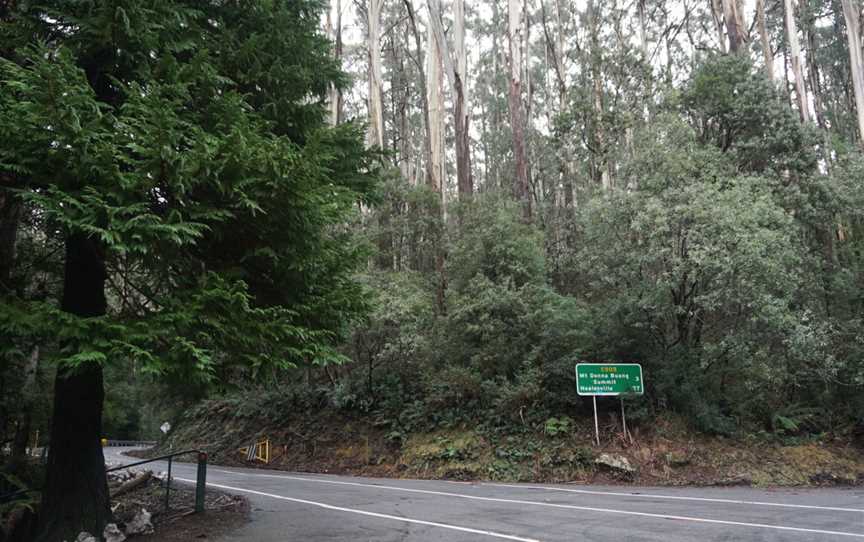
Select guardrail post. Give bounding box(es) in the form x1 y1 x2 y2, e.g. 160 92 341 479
195 451 207 513
164 455 173 513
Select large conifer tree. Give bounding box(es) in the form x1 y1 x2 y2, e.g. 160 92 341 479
0 2 378 540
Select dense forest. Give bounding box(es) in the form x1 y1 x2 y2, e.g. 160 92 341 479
3 0 864 540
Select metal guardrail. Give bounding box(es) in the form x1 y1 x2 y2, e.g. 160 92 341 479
107 449 208 513
0 442 175 506
104 440 157 447
0 487 36 504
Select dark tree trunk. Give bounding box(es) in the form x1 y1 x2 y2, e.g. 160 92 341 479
36 233 110 542
454 74 473 197
508 77 531 221
9 346 39 470
10 414 31 469
0 186 23 293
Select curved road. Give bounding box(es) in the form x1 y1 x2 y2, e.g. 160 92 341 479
104 447 864 541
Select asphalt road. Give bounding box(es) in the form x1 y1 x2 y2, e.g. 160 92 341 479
104 447 864 541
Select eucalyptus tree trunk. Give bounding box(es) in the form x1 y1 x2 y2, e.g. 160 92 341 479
404 0 445 312
508 0 531 220
721 0 747 53
367 0 385 148
784 0 811 122
403 0 433 188
540 0 571 206
427 0 472 197
389 26 412 183
554 0 574 207
756 0 774 80
637 0 649 60
427 18 445 196
327 0 344 125
803 7 827 129
711 0 728 54
588 0 610 191
841 0 864 145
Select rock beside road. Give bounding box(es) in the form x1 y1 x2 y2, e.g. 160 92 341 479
124 509 154 536
595 453 635 474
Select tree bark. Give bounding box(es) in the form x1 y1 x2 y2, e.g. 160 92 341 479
841 0 864 145
711 0 728 54
508 0 531 220
427 0 472 197
412 1 448 312
638 0 650 60
427 13 445 197
588 0 611 191
454 0 471 197
540 0 572 207
10 346 39 469
403 0 434 190
0 185 22 293
368 0 385 148
36 233 110 542
785 0 811 122
328 0 344 125
804 7 827 129
721 0 747 54
756 0 774 80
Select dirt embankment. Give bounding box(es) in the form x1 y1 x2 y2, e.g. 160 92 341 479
108 466 248 541
148 401 864 488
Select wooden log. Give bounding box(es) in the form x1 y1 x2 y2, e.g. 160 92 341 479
110 471 152 498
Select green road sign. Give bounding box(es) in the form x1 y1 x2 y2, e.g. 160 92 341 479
576 363 644 396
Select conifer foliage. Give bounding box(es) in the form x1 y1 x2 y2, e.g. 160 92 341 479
0 1 377 540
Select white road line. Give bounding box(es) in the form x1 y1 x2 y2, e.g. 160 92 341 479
221 472 864 539
483 482 864 514
174 477 539 542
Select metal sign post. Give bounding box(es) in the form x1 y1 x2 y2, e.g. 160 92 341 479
620 397 632 443
576 363 644 446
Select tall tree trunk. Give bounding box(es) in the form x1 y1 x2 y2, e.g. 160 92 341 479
721 0 747 53
541 0 571 207
427 19 445 196
803 7 827 129
756 0 774 80
785 0 811 122
588 0 610 191
711 0 728 54
10 346 39 469
490 0 503 191
36 234 110 542
555 0 573 207
391 27 412 182
508 0 531 220
0 186 22 293
842 0 864 145
328 0 344 125
403 0 433 189
368 0 385 148
427 0 472 197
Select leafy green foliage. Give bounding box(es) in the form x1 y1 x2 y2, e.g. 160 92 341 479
315 56 864 441
0 0 379 392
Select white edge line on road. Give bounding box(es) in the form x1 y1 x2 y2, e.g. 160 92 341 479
482 482 864 514
174 477 540 542
227 472 864 539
